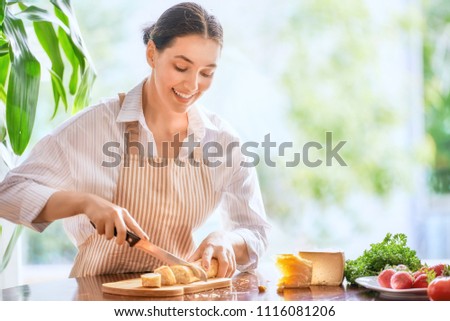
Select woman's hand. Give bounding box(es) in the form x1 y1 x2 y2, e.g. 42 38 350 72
35 190 148 245
188 231 237 278
82 193 149 245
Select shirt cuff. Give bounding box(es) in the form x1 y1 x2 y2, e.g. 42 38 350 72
232 228 262 272
19 182 59 232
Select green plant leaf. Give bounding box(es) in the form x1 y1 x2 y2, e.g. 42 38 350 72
0 224 23 273
51 0 96 102
73 66 95 113
0 0 5 26
0 30 8 56
0 52 9 88
48 69 67 118
33 20 67 113
51 0 93 72
0 53 9 104
57 27 78 95
3 8 40 155
15 4 70 34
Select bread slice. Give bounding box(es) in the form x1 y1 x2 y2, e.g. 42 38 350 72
170 265 199 284
154 265 177 286
141 272 161 288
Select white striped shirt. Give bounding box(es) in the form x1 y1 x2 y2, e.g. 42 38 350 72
0 79 270 272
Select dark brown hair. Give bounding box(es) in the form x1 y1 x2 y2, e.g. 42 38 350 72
142 2 223 50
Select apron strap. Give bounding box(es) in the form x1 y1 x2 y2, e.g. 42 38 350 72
117 92 141 156
118 92 126 107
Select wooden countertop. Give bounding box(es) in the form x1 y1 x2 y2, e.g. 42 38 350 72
1 263 387 301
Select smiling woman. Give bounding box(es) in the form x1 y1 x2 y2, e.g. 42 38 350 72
0 1 270 280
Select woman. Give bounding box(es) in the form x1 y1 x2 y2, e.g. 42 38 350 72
0 2 270 278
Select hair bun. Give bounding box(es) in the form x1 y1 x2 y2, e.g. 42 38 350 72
142 23 156 45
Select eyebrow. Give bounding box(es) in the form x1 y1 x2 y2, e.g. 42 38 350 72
174 55 217 68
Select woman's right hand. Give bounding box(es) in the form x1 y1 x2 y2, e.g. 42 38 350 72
82 193 149 245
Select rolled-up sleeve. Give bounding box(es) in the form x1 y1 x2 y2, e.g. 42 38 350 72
0 135 74 232
220 156 271 272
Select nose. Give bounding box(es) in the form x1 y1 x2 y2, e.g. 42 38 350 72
183 71 199 93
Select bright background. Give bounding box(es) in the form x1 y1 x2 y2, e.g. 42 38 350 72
2 0 450 288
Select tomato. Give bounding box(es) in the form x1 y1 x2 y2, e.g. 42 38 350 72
390 271 413 289
428 277 450 301
413 270 424 279
412 274 428 288
395 264 409 271
429 264 446 277
377 269 395 288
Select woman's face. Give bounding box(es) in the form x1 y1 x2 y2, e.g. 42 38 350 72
148 34 221 112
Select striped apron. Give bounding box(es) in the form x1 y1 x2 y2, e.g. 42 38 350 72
69 96 222 277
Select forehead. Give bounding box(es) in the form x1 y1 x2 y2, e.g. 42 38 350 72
160 35 221 66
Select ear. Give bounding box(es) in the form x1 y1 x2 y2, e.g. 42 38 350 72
146 40 157 68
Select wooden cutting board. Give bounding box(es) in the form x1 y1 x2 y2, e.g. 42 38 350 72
102 277 232 297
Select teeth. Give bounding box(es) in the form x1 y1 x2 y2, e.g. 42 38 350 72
173 89 195 99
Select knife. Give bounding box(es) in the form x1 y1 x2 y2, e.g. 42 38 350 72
90 222 208 281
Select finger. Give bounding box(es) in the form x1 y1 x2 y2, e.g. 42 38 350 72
227 252 236 278
122 209 149 240
114 215 127 245
216 252 229 278
94 220 106 235
201 245 214 271
187 246 203 263
104 220 116 240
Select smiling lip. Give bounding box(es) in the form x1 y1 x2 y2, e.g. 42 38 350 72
172 88 196 100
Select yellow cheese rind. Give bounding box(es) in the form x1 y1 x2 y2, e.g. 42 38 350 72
276 254 313 288
170 265 199 284
298 251 345 286
154 265 177 286
141 273 161 288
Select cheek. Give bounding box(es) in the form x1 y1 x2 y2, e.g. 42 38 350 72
199 78 213 91
154 65 180 89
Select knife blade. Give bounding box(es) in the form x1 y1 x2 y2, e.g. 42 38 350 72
90 222 208 281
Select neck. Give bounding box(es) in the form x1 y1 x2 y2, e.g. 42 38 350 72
142 76 188 138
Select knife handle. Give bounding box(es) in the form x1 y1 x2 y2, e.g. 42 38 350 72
90 221 141 247
120 229 141 247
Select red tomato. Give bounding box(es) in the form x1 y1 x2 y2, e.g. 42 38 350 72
377 269 395 288
429 264 446 277
395 264 409 271
428 277 450 301
412 274 428 288
413 270 424 279
390 271 413 289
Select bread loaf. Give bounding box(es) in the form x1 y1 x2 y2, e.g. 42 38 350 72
170 265 200 284
193 258 219 278
154 265 177 286
141 273 161 288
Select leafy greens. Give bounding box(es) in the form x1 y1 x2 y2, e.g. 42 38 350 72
344 233 422 284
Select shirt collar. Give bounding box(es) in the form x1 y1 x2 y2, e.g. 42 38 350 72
116 79 146 125
116 78 219 140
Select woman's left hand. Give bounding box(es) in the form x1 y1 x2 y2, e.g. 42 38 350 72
188 231 236 278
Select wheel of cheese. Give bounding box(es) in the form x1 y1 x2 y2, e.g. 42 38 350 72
275 254 313 288
298 251 345 286
141 273 161 288
154 265 177 286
